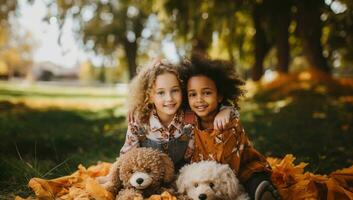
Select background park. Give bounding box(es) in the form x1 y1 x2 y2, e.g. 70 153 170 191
1 0 353 199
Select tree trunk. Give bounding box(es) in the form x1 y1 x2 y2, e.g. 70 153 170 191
191 38 209 59
227 14 236 65
295 0 330 73
123 38 138 80
98 64 106 83
191 18 213 59
275 1 291 73
252 4 270 81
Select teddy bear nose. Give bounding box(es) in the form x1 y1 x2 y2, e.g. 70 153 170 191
136 178 144 184
198 193 207 200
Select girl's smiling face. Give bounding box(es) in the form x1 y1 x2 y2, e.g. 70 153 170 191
150 72 182 123
187 75 223 123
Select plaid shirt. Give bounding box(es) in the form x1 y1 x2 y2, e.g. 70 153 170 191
120 110 194 160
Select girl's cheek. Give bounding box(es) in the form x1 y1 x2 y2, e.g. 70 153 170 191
189 97 195 104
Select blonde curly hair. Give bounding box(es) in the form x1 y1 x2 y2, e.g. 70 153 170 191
128 59 185 124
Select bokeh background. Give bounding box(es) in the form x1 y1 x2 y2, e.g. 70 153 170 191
1 0 352 199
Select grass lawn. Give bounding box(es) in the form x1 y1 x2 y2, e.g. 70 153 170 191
1 71 353 199
0 81 128 199
240 71 353 174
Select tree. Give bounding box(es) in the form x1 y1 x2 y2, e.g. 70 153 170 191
160 1 214 58
252 1 270 81
295 0 331 73
0 0 17 25
251 0 292 80
0 1 35 79
50 0 152 79
160 0 256 72
0 31 36 78
324 0 353 69
160 0 294 80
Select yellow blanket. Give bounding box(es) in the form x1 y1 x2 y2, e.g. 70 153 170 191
17 155 353 200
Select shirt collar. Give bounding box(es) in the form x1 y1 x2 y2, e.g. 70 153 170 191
149 109 184 131
169 110 184 130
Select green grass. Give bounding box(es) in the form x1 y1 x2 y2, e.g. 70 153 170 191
0 106 127 198
240 76 353 174
1 76 353 199
0 82 128 199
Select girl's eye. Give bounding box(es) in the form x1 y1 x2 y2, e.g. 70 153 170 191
194 183 198 188
172 88 180 93
157 91 164 96
209 182 214 188
188 93 196 97
203 91 212 95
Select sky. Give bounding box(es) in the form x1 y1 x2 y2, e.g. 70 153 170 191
15 0 85 68
14 0 179 68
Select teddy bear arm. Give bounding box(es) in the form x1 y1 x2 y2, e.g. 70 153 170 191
100 159 123 195
160 153 175 183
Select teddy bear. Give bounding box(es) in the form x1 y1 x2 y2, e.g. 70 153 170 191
97 147 176 200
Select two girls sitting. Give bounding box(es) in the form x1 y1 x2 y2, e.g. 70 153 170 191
119 56 279 200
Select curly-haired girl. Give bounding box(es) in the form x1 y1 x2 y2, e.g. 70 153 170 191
120 58 234 169
185 56 280 200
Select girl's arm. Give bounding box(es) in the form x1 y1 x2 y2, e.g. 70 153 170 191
214 106 239 131
119 121 140 155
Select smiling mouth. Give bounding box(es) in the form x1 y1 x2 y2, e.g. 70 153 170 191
164 104 176 108
194 105 207 111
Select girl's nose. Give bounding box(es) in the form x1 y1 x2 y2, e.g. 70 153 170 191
196 95 203 102
165 92 173 101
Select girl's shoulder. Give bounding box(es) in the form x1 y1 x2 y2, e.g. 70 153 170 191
128 114 149 130
221 117 242 132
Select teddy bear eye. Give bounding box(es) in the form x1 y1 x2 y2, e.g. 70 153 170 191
145 168 151 173
194 183 198 188
209 182 214 188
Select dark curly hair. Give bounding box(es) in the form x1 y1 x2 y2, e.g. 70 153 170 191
182 56 245 109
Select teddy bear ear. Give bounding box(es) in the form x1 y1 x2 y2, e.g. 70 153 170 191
160 153 175 183
102 158 123 195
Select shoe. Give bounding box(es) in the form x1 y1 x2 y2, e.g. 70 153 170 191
255 181 281 200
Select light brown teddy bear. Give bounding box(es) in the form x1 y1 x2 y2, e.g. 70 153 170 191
97 147 176 200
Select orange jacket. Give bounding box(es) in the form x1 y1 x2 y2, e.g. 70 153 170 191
192 118 271 183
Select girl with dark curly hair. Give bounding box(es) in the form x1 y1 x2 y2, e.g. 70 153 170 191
185 56 280 200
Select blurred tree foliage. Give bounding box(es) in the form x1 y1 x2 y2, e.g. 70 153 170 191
162 0 352 80
0 0 35 79
159 0 353 79
0 0 17 25
45 0 154 79
159 0 254 66
1 0 352 81
324 0 353 69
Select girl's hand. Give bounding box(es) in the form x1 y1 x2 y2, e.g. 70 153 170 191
213 108 231 131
